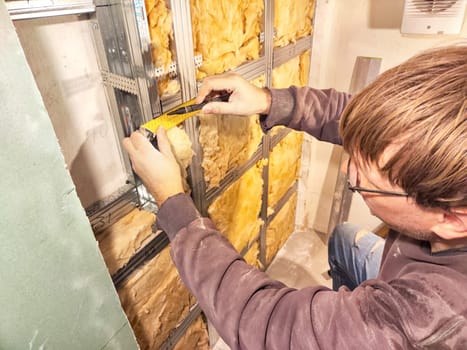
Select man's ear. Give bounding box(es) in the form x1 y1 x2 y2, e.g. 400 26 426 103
431 208 467 240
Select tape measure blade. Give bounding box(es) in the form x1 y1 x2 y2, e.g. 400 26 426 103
141 111 197 133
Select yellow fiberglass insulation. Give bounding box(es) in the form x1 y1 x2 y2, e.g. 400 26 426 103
118 246 199 350
266 192 298 264
299 50 311 86
145 0 180 96
274 0 315 47
208 162 264 252
268 130 303 210
190 0 264 79
244 241 261 268
199 76 265 189
96 125 195 349
272 50 311 89
97 208 156 275
263 52 310 264
97 209 202 350
166 126 194 193
199 113 262 189
268 53 309 209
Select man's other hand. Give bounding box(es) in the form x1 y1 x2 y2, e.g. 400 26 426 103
123 127 184 206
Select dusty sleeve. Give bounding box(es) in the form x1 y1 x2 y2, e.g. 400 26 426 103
156 194 440 350
260 86 351 145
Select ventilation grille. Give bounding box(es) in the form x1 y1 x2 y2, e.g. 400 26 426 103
402 0 467 34
405 0 465 17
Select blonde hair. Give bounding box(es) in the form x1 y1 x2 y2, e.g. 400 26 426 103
340 46 466 209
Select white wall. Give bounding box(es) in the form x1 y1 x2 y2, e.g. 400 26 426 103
14 15 128 209
304 0 467 233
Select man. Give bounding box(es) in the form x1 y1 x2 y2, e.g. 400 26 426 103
123 46 466 349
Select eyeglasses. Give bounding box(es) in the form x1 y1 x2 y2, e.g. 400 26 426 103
346 158 408 197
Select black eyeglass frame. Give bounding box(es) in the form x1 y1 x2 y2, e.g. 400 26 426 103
346 158 409 197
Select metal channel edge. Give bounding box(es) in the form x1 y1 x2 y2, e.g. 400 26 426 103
205 127 291 207
160 304 203 350
232 57 268 82
205 145 264 206
170 0 208 216
269 128 292 150
273 35 313 68
266 181 299 224
112 231 170 289
259 133 270 267
87 184 139 234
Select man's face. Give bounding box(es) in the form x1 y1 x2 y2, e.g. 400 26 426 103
346 148 440 241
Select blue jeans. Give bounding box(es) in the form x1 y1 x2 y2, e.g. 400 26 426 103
328 223 385 291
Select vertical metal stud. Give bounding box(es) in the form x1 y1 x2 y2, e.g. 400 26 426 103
170 0 208 215
259 134 270 268
258 0 274 269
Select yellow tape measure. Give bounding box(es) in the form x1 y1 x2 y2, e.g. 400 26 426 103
141 98 199 134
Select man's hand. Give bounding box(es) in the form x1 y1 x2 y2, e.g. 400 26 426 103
196 72 271 116
123 127 184 206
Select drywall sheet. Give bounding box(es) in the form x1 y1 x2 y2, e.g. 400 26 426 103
0 3 138 349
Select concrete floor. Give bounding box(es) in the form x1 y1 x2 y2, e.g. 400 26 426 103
212 229 332 349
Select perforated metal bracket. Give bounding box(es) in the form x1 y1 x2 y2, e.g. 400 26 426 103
152 54 202 79
101 70 139 95
194 54 203 68
259 31 265 43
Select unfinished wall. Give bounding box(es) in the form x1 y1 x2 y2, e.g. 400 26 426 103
172 1 313 342
10 0 316 348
